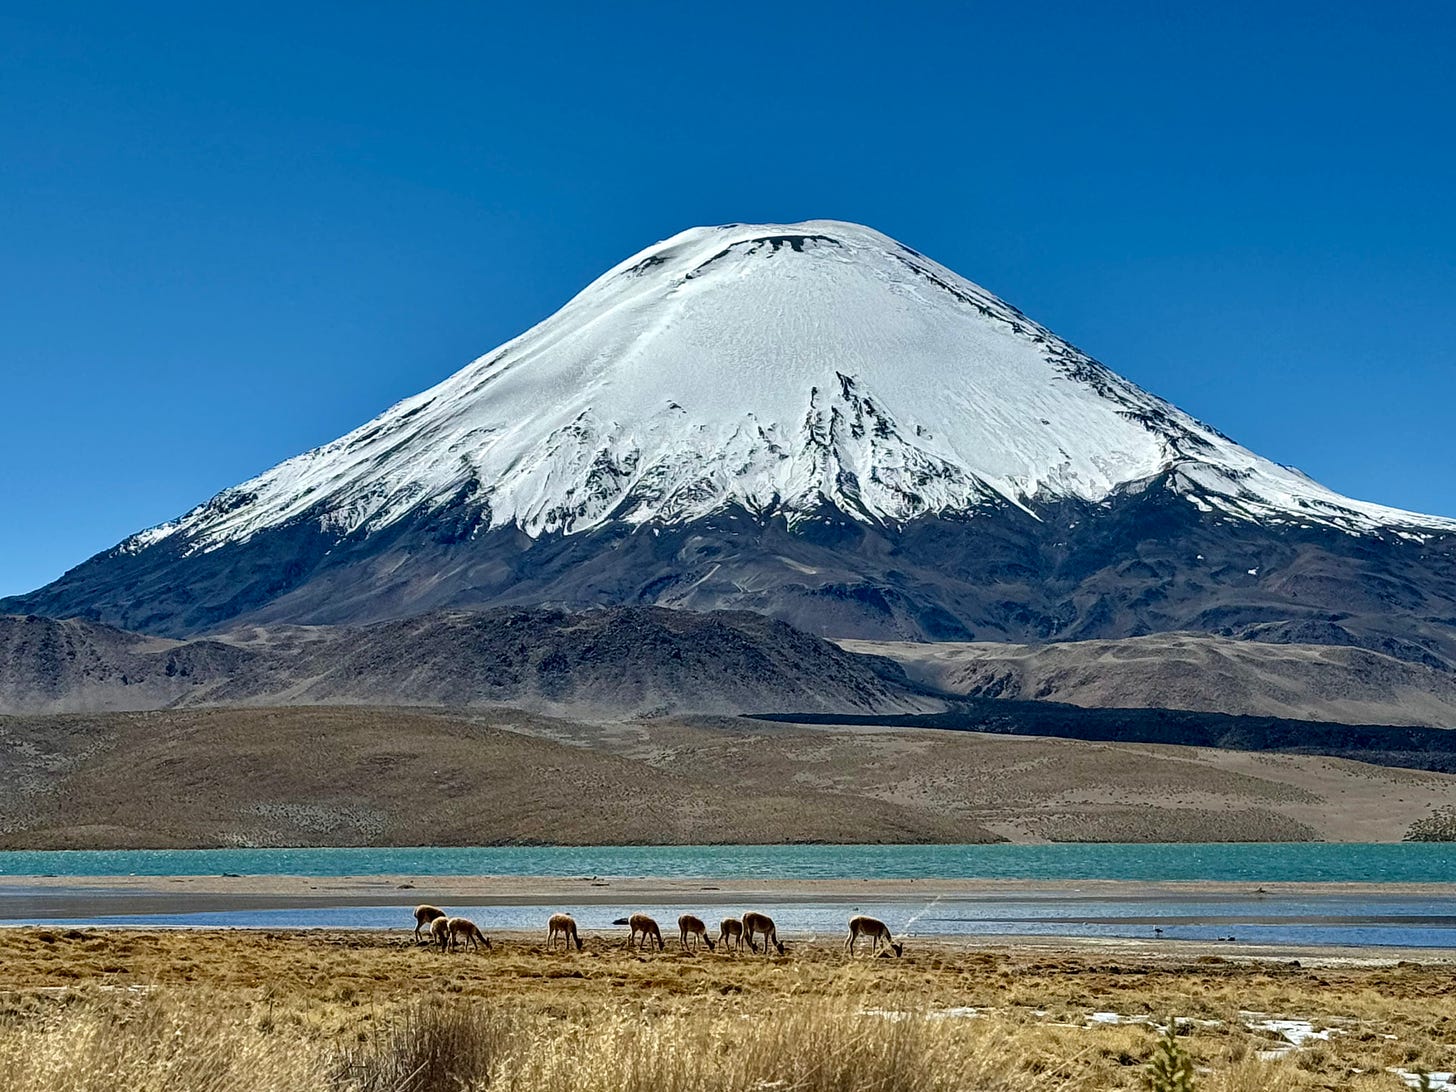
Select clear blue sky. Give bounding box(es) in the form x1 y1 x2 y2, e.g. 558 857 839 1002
3 1 1454 597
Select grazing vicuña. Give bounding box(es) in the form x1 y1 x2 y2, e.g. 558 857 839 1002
845 915 903 957
546 912 583 951
429 916 450 951
446 917 491 952
677 913 715 951
413 904 446 944
613 913 664 951
718 916 744 953
742 911 785 955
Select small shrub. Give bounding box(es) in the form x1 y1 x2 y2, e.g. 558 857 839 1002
1144 1022 1196 1092
1405 806 1456 841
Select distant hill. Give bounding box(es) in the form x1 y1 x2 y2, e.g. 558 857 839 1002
5 705 1453 849
0 608 928 717
843 633 1456 727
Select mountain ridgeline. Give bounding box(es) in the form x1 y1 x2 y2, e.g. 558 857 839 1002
5 221 1454 672
7 611 1456 777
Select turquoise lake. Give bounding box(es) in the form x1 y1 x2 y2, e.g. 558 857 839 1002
2 842 1455 882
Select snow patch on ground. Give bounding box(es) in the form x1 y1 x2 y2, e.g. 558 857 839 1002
861 1004 1456 1077
1391 1070 1456 1090
862 1006 981 1021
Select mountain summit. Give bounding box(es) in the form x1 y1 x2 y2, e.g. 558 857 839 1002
102 221 1456 549
9 221 1456 655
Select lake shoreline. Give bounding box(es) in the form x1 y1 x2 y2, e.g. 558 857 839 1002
6 872 1456 921
4 923 1456 972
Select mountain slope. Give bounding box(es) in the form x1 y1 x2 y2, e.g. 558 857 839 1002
6 220 1455 651
843 633 1456 727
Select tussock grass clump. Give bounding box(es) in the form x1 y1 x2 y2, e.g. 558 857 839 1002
333 996 1027 1092
0 992 328 1091
502 1002 1012 1092
338 999 511 1092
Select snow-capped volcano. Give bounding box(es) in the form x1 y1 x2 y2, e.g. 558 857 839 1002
122 220 1455 557
9 221 1456 651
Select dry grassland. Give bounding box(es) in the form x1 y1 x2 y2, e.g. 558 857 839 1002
1 928 1453 1090
9 705 1447 848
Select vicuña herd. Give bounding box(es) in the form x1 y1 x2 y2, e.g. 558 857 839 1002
412 904 903 957
415 905 494 953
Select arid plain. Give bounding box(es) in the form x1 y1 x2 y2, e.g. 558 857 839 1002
3 705 1454 848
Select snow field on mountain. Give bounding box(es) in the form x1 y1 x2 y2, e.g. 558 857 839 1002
122 221 1456 556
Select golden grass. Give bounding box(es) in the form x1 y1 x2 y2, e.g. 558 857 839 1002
0 928 1449 1090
